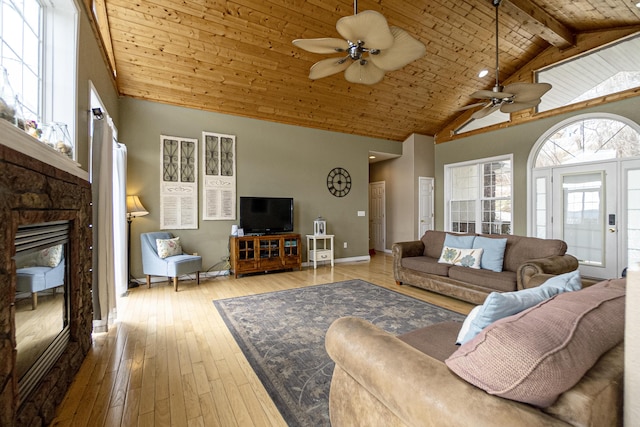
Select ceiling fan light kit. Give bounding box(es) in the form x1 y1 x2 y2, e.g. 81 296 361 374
293 2 426 85
461 0 552 119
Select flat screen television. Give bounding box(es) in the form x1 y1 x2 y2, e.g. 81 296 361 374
239 196 294 235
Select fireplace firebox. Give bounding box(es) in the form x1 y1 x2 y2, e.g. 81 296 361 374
14 221 71 402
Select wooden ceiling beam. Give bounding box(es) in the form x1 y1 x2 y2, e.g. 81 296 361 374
435 26 640 144
502 0 575 48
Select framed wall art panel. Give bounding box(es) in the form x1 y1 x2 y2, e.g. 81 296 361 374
202 131 236 221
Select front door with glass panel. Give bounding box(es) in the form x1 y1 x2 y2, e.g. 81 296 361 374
552 163 617 279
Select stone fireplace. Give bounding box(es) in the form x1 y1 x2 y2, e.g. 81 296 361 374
1 120 93 426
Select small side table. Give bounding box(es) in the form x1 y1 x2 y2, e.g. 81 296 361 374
306 234 334 269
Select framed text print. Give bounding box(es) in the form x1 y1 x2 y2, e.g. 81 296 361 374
160 135 198 229
202 131 236 220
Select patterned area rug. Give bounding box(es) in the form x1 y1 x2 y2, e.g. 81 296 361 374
213 279 465 426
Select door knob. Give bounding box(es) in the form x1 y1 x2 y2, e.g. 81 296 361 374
608 228 616 233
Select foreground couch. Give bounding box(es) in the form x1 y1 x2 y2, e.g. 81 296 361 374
393 230 579 304
326 278 625 427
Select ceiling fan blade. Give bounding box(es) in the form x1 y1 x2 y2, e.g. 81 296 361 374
368 27 426 71
336 10 394 50
308 57 351 80
500 99 541 113
344 60 385 85
471 89 513 100
458 101 489 112
503 82 552 103
471 103 501 119
292 38 350 54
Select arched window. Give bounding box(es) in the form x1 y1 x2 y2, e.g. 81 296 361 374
534 116 640 167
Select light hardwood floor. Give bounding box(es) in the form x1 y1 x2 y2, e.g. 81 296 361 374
51 254 472 427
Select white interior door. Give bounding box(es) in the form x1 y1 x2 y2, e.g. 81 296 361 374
369 181 385 252
418 177 434 238
552 162 618 279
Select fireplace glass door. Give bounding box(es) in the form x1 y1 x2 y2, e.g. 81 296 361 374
14 221 70 400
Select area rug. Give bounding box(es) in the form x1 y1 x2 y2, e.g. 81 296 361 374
213 279 465 427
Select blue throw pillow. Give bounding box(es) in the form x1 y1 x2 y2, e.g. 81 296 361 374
472 236 507 272
458 269 582 344
444 233 475 249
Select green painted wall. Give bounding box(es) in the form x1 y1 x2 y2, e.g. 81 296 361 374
119 97 401 277
369 133 435 249
434 96 640 235
75 9 120 171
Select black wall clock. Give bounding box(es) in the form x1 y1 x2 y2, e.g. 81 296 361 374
327 167 352 197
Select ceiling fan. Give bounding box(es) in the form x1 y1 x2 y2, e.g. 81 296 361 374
292 1 426 85
461 0 552 119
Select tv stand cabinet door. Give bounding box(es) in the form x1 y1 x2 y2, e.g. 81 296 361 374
283 235 302 269
230 236 258 277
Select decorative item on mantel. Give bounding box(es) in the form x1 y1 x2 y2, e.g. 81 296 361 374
0 66 21 127
314 217 327 235
41 122 73 159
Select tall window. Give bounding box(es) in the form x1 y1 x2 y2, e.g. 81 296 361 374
445 156 513 234
0 0 78 159
0 0 43 121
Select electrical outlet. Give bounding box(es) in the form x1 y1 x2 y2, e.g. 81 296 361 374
343 242 347 249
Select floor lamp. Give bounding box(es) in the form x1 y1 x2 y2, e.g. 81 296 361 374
126 195 149 288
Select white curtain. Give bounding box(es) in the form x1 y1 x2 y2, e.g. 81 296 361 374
91 117 122 332
113 143 128 297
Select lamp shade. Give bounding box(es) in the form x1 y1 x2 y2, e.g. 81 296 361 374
126 195 149 218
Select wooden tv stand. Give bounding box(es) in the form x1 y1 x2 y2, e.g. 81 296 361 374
229 233 302 278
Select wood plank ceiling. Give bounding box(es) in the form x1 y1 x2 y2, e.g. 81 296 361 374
95 0 640 142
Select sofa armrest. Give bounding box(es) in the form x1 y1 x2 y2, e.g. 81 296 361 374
517 254 579 290
326 317 568 427
392 241 425 259
392 241 425 284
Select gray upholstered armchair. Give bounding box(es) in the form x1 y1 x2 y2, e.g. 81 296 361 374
140 232 202 291
16 258 65 310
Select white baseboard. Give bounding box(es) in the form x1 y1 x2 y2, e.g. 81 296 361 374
135 255 372 283
303 255 370 268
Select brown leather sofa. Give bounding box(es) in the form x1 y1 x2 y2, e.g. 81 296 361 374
326 312 623 427
393 230 579 304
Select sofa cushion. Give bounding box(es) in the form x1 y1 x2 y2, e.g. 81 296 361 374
445 278 625 408
157 237 183 259
438 246 483 269
398 321 462 362
36 244 63 267
456 305 481 345
448 266 516 293
421 230 448 258
444 233 475 249
401 256 451 276
457 269 582 344
472 236 507 272
502 234 567 273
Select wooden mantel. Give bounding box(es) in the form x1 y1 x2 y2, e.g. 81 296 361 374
0 120 89 181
